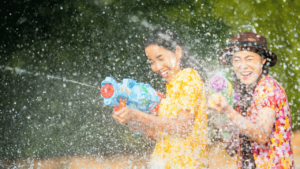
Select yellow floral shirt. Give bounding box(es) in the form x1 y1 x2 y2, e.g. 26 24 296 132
151 68 208 169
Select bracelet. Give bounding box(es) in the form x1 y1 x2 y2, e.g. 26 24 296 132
134 129 143 135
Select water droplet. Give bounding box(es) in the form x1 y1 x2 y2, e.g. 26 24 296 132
37 96 42 101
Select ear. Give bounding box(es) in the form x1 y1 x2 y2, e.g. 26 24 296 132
262 56 267 65
175 45 183 59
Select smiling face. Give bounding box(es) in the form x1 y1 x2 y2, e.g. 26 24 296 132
145 44 182 83
232 51 266 85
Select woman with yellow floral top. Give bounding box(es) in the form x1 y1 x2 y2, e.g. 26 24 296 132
112 28 208 168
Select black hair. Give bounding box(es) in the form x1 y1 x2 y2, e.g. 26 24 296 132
143 27 206 82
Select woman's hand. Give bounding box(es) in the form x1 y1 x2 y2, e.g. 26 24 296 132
208 93 230 113
127 121 146 133
112 107 136 125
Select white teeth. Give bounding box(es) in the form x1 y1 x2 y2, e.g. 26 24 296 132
241 72 251 76
161 70 169 76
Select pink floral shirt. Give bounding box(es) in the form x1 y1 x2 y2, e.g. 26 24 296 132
237 75 294 169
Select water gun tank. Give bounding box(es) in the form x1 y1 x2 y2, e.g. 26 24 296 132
100 77 163 113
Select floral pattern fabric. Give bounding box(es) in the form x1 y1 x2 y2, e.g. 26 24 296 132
237 75 294 169
151 68 208 169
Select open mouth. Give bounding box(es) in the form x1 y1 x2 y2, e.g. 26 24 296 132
160 70 170 78
240 72 252 79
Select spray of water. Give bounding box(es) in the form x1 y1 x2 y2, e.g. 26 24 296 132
239 25 257 33
0 65 99 89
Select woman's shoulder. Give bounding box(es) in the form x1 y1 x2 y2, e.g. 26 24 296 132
256 75 287 100
170 68 204 91
177 68 203 83
258 75 284 91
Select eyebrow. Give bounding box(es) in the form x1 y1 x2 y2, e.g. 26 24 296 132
148 54 163 62
233 55 240 59
245 55 255 58
156 54 163 59
233 55 255 59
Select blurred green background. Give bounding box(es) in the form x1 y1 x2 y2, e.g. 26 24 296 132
0 0 299 160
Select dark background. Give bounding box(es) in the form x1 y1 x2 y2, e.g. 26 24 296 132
0 0 299 161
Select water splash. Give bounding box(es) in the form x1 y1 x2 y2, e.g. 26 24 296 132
239 25 257 33
0 65 99 89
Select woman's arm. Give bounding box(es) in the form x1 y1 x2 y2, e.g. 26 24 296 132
127 121 158 143
225 106 275 145
142 128 158 143
113 107 195 137
208 94 275 145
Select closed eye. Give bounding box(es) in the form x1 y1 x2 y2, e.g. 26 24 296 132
157 55 164 61
147 60 154 65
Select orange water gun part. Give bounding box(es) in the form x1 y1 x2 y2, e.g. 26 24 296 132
113 99 126 111
149 92 166 115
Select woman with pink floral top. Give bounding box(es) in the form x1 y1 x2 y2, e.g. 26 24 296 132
209 32 294 169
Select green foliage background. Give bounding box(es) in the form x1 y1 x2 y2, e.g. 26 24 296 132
0 0 299 160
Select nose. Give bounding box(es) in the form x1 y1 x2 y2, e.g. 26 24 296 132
239 59 250 71
155 61 163 72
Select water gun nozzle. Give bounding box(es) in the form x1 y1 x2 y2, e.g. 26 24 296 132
101 84 114 98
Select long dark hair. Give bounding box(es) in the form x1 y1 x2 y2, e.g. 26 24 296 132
142 27 206 82
233 50 270 169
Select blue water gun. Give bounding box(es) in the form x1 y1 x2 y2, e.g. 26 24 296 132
100 77 165 114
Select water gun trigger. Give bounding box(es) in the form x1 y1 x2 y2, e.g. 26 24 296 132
114 99 126 111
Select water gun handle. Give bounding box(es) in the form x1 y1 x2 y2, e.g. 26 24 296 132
114 99 126 111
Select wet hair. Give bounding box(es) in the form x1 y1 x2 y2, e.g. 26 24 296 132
256 50 270 75
143 27 206 82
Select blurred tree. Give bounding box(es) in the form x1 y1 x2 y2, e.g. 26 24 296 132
0 0 227 159
209 0 300 129
1 0 299 161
